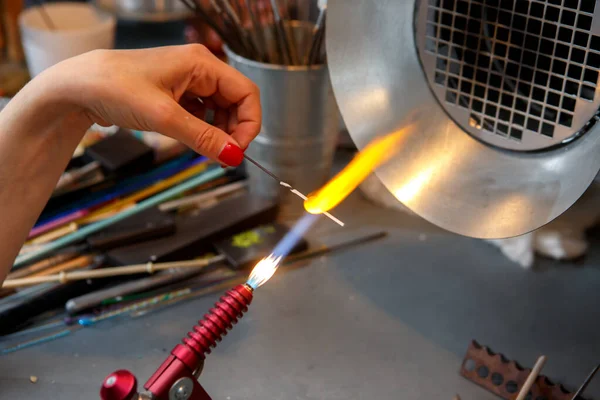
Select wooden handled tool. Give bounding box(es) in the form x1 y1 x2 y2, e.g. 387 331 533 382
2 256 226 288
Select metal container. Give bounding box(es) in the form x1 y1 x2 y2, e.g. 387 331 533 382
93 0 192 22
224 22 339 220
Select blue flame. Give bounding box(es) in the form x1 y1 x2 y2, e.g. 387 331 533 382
247 213 320 289
272 213 320 257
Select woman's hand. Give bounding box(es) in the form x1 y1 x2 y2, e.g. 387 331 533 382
50 44 262 166
0 44 261 281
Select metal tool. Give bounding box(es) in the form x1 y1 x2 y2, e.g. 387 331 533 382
572 364 600 400
180 0 237 52
209 0 249 56
269 0 297 65
460 341 588 400
327 0 600 238
219 0 260 60
245 0 268 62
243 154 344 226
304 0 326 65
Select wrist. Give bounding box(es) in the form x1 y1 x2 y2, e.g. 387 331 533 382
41 50 117 128
35 62 92 119
14 66 95 143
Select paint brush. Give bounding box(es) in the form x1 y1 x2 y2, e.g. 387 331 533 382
243 154 344 226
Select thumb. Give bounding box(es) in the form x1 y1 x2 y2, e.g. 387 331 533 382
155 100 245 167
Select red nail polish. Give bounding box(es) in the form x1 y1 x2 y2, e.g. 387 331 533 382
218 143 244 167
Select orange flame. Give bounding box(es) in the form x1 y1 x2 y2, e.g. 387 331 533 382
303 124 413 214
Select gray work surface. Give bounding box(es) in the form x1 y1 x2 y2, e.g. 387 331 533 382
1 181 600 399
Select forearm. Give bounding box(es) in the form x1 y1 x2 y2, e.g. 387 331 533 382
0 72 92 281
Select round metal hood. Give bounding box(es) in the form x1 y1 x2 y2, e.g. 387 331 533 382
326 0 600 239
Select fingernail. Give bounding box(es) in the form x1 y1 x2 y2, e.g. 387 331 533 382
218 143 244 167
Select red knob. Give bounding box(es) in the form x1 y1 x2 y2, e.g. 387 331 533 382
100 370 137 400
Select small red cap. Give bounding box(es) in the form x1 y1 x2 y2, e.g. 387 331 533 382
100 370 138 400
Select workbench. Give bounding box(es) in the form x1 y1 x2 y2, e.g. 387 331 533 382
2 172 600 399
2 22 600 400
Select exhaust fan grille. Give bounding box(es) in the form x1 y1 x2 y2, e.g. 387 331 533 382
416 0 600 151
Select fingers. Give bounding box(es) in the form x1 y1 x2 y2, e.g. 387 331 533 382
152 97 244 166
228 106 239 134
185 45 261 149
216 78 261 150
179 96 206 120
213 107 229 132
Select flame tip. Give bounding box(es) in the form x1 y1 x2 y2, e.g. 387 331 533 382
247 254 284 289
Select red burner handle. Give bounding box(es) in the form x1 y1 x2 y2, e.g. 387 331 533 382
143 284 254 400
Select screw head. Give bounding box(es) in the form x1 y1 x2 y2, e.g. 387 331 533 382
169 377 194 400
175 385 189 399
